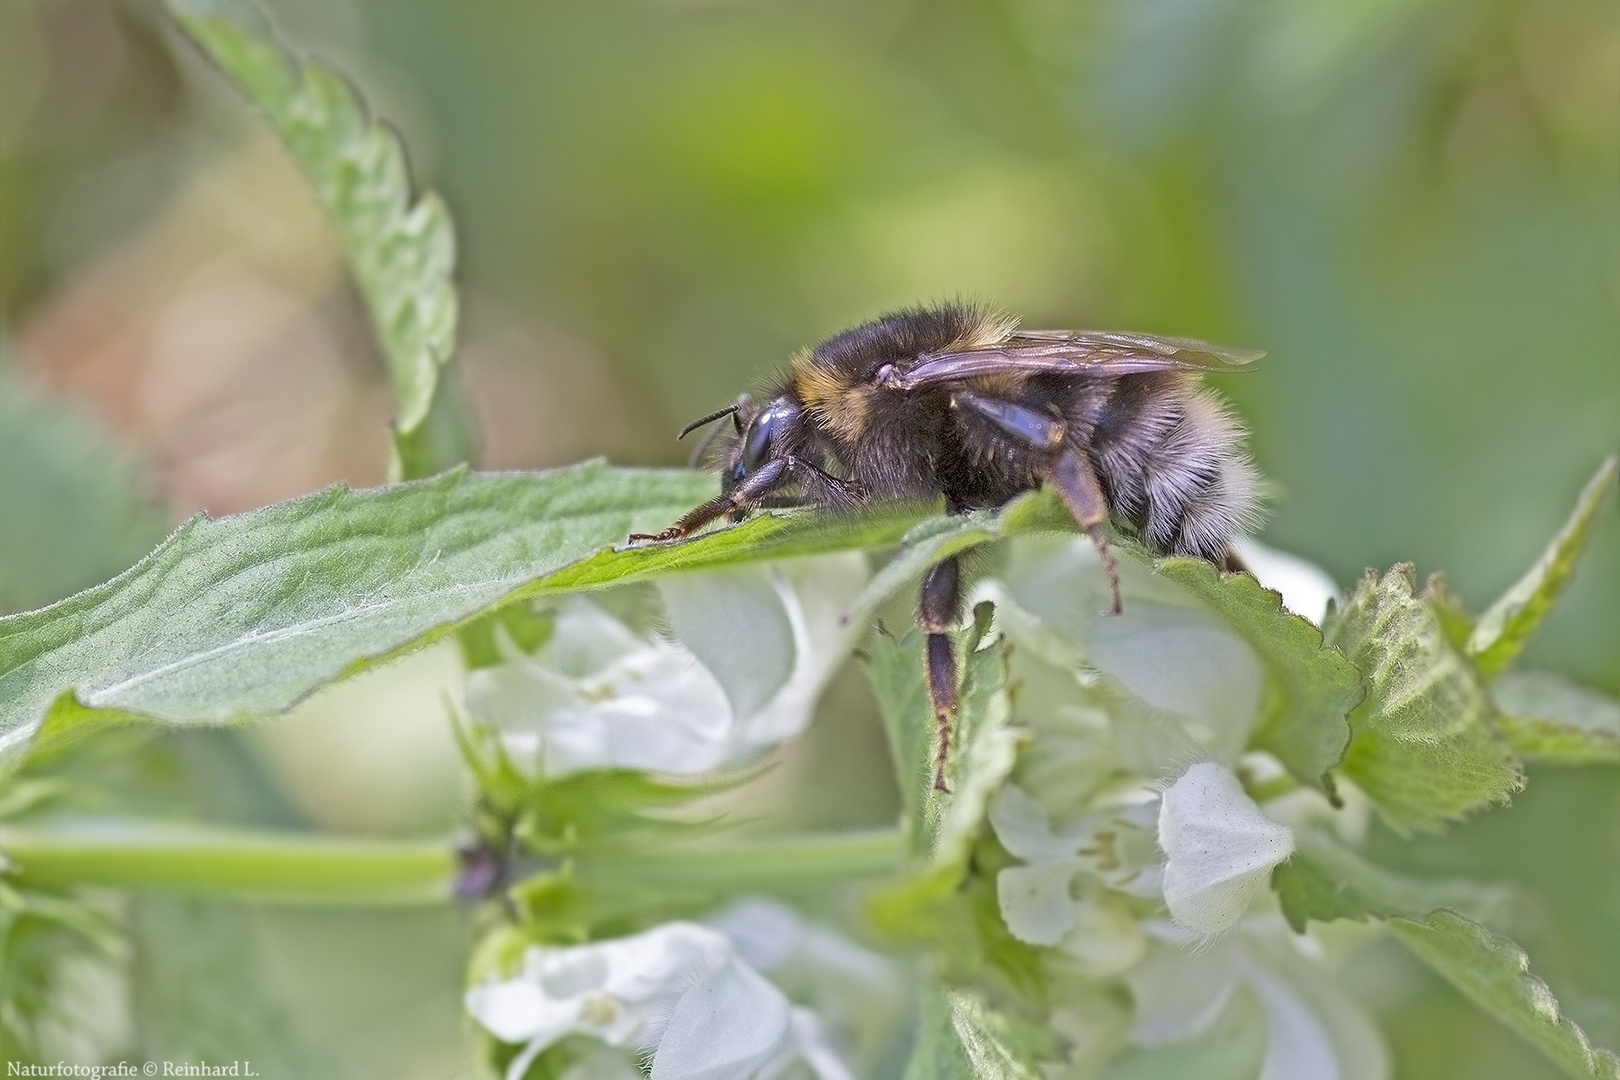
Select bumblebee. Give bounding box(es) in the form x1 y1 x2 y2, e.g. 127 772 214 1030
632 301 1262 788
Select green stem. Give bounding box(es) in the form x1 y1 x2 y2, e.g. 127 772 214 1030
0 824 457 905
0 823 907 904
575 828 905 892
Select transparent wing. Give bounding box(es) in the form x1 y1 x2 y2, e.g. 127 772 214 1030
887 330 1264 389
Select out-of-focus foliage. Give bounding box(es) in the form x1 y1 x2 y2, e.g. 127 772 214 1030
0 367 168 615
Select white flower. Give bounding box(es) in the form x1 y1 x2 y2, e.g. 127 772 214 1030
1158 762 1295 936
987 783 1154 972
466 920 858 1080
1125 918 1388 1080
465 553 867 776
466 922 733 1080
706 898 904 1075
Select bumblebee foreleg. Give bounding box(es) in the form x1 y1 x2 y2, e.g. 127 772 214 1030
628 456 791 542
918 553 965 792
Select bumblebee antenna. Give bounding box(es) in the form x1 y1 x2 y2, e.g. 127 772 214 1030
677 404 741 441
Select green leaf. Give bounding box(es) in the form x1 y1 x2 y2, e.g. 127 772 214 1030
1468 456 1618 676
1272 836 1618 1080
903 986 1052 1080
1420 571 1475 653
1322 565 1522 833
0 463 918 771
865 615 1021 862
0 882 122 1061
1389 912 1620 1080
165 0 469 477
0 371 168 615
1272 830 1526 936
1155 558 1362 792
1493 671 1619 767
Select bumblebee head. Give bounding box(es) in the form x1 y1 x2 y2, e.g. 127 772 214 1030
721 395 800 496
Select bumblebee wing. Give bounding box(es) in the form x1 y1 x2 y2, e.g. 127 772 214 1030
892 330 1263 389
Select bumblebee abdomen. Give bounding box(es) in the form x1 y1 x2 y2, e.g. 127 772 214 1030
1084 375 1259 560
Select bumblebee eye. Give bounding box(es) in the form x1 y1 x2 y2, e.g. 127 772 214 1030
740 399 797 475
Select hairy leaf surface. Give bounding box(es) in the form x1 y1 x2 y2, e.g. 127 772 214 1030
1157 558 1361 791
0 464 917 769
1323 565 1522 832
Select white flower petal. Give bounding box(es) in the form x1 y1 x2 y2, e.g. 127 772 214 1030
1125 939 1244 1045
1247 965 1342 1080
1231 538 1340 626
1159 763 1294 935
741 554 869 749
705 898 902 1076
1246 933 1390 1080
659 566 797 726
649 957 794 1080
1054 892 1148 977
997 857 1085 945
546 598 648 675
988 783 1084 862
707 897 805 972
782 1007 857 1080
467 923 737 1067
1087 601 1264 759
464 977 565 1043
539 643 735 776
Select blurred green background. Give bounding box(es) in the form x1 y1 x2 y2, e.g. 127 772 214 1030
0 0 1614 1076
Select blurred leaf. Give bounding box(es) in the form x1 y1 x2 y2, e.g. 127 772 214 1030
166 0 468 477
1420 572 1476 654
1323 565 1522 833
1273 835 1617 1079
0 463 922 772
130 896 344 1074
519 768 757 853
389 355 478 481
1273 830 1526 936
1157 557 1362 793
0 882 120 1061
903 985 1052 1080
458 603 554 672
1468 457 1617 677
1493 671 1619 767
1389 912 1620 1080
0 372 168 616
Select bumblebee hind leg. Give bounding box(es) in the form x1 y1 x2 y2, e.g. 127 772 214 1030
1046 448 1123 615
918 553 965 791
951 392 1123 614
